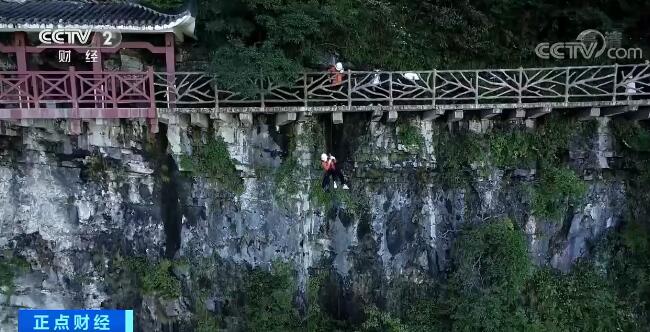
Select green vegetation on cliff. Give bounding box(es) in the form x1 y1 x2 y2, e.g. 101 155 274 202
532 166 586 219
526 265 635 331
358 219 636 331
607 120 650 325
0 255 29 294
241 262 302 331
396 121 424 151
445 219 531 331
181 135 244 195
433 117 590 219
115 257 182 299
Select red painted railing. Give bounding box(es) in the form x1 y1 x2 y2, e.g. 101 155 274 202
0 68 155 119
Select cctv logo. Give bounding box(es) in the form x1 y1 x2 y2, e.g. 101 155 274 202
39 29 93 45
38 29 121 47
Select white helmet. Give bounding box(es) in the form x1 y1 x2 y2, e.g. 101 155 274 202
335 62 343 71
320 153 328 161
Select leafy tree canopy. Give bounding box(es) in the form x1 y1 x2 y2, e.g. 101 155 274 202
181 0 650 91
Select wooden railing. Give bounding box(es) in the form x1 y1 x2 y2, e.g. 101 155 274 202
155 63 650 111
1 63 650 119
0 68 155 119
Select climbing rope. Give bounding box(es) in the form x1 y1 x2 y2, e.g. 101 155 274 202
328 117 333 153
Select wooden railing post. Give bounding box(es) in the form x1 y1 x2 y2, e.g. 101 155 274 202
30 72 38 110
69 66 79 113
147 66 155 117
147 67 159 133
347 69 352 110
14 32 27 111
69 66 81 134
214 76 219 113
111 73 118 111
564 67 570 104
613 63 618 102
260 72 265 111
389 72 393 107
303 73 308 109
432 69 436 107
518 67 523 105
475 70 480 105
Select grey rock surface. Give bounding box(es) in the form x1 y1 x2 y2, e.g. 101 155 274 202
0 115 623 331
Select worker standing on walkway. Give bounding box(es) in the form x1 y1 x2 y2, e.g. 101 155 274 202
321 153 349 191
328 62 345 86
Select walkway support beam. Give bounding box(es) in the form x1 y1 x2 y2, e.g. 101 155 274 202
276 112 296 126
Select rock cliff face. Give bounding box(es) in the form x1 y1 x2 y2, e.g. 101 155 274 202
0 114 624 331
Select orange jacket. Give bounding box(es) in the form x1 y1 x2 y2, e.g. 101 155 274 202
321 160 335 171
328 67 343 86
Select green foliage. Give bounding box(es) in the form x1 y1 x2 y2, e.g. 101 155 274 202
202 0 334 95
273 129 304 204
607 119 650 325
612 120 650 153
309 178 361 217
396 122 424 151
490 116 580 169
532 166 587 219
526 265 636 331
433 130 486 188
182 135 244 195
450 219 530 294
306 269 343 331
195 314 221 332
608 220 650 325
0 255 29 293
489 130 537 168
212 44 303 98
355 217 640 332
360 305 407 332
119 258 182 299
241 262 301 331
197 0 648 94
274 154 300 200
446 219 532 331
400 296 445 332
434 117 589 220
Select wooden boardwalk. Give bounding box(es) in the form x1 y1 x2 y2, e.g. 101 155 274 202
1 62 650 131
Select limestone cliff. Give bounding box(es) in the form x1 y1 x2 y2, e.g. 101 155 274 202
0 113 627 331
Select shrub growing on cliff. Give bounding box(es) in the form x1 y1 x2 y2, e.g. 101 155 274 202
275 155 300 198
532 166 587 219
396 122 424 151
181 135 244 195
525 264 636 331
241 262 302 331
309 178 361 218
608 119 650 325
446 219 532 331
0 255 29 293
489 130 536 168
433 130 486 188
119 258 182 299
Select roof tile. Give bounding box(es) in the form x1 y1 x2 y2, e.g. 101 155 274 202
0 0 192 29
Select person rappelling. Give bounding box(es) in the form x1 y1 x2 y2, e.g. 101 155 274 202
320 153 349 191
